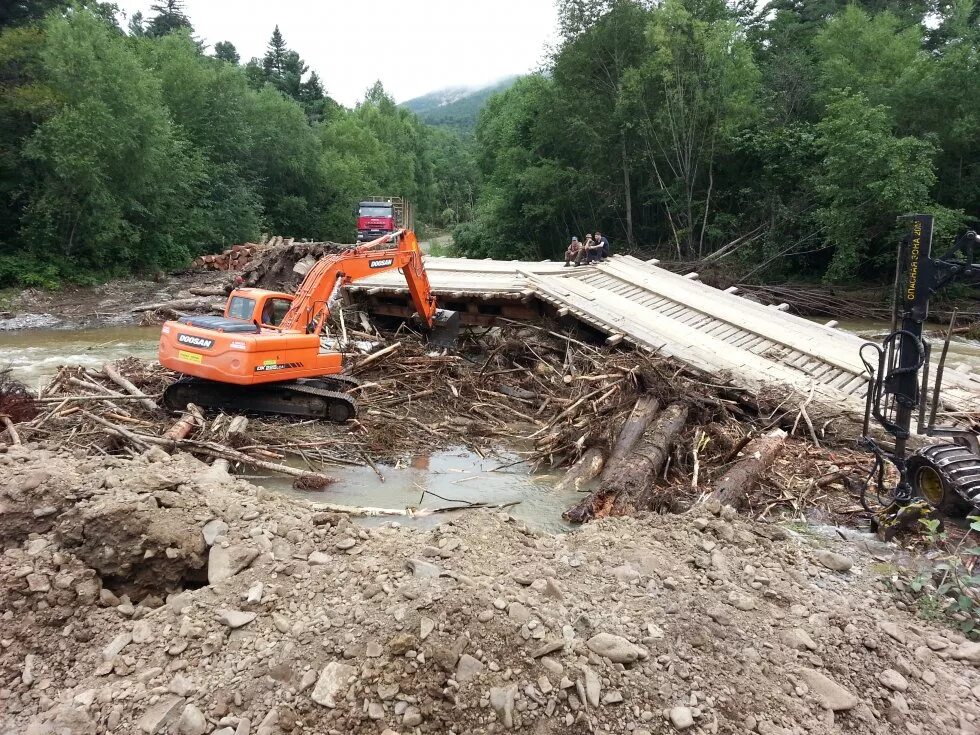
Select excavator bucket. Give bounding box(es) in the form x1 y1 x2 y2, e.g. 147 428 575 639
429 309 460 347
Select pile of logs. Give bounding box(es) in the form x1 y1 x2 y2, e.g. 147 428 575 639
192 242 273 271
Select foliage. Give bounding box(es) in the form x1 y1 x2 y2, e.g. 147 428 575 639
908 516 980 637
0 6 476 287
459 0 977 282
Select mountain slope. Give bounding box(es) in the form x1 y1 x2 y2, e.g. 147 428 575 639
402 76 518 134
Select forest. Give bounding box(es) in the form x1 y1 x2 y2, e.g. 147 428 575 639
457 0 980 282
0 0 977 287
0 1 479 286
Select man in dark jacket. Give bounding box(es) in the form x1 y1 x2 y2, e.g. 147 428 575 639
594 231 610 260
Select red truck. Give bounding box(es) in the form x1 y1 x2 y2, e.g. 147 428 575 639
356 197 413 243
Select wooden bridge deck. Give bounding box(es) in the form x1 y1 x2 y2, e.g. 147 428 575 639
351 254 980 422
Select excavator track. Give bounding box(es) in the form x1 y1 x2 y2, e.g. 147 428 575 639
163 377 357 423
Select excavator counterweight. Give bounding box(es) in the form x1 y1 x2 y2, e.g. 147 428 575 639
158 229 455 421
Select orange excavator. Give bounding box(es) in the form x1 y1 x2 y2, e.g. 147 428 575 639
158 229 458 422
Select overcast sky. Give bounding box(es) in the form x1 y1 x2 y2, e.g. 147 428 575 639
114 1 558 106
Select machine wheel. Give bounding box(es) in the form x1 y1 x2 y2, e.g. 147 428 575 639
907 443 980 515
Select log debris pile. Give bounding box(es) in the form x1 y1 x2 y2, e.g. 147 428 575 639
191 241 268 271
0 322 876 525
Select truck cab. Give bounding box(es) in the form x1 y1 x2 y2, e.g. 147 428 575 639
356 200 396 243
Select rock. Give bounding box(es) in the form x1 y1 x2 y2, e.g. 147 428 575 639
669 706 695 730
22 654 35 686
780 628 817 651
420 616 435 640
26 573 50 593
508 601 531 624
218 609 256 629
202 519 229 546
308 551 331 565
799 668 859 711
177 703 207 735
879 669 908 692
378 683 400 700
403 707 423 727
389 632 417 655
879 621 907 644
490 684 517 729
103 633 132 661
405 558 441 578
602 690 624 705
208 544 258 584
540 657 563 676
138 696 184 733
335 537 356 550
582 666 600 707
246 582 263 603
368 702 384 720
168 675 196 697
586 633 640 663
538 675 553 694
311 662 355 707
366 641 383 658
952 641 980 664
132 620 153 644
456 653 485 683
814 550 853 572
531 639 565 658
706 606 732 626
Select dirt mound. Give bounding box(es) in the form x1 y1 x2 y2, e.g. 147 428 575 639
1 443 978 735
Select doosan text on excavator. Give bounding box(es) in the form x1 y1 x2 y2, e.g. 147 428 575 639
158 229 458 422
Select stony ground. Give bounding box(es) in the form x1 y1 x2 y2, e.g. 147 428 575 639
2 442 980 735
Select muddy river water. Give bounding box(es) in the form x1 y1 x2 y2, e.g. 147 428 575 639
2 321 978 530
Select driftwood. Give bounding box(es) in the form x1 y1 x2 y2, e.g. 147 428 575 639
188 286 229 297
614 402 690 513
707 428 787 507
563 396 662 523
103 363 159 412
552 447 605 495
165 404 203 441
353 342 402 373
129 297 212 314
1 416 21 445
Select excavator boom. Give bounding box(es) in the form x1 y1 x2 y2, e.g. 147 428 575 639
157 230 457 421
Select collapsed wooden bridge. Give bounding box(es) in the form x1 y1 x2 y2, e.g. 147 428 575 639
350 254 980 428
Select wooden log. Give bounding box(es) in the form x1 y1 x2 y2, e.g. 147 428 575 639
1 415 21 445
128 297 211 314
352 342 402 373
607 395 660 467
552 447 605 495
706 428 787 508
617 403 691 513
188 286 228 297
223 415 249 447
563 396 661 523
165 404 203 441
103 363 159 412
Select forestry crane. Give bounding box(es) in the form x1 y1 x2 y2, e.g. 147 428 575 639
859 214 980 526
158 229 458 422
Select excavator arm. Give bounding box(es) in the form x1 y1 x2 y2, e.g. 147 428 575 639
278 229 442 334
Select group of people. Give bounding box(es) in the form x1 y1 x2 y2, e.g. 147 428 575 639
564 231 610 266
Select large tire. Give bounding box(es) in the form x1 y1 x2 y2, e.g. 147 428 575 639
907 443 980 516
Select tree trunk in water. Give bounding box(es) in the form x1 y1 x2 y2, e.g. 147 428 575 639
563 396 661 523
612 402 690 514
552 447 605 496
707 428 787 508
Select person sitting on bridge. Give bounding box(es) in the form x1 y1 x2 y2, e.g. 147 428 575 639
594 231 610 261
582 234 602 264
564 236 584 266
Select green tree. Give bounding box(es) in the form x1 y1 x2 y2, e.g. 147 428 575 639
145 0 192 38
813 93 944 281
20 9 202 276
213 41 239 64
